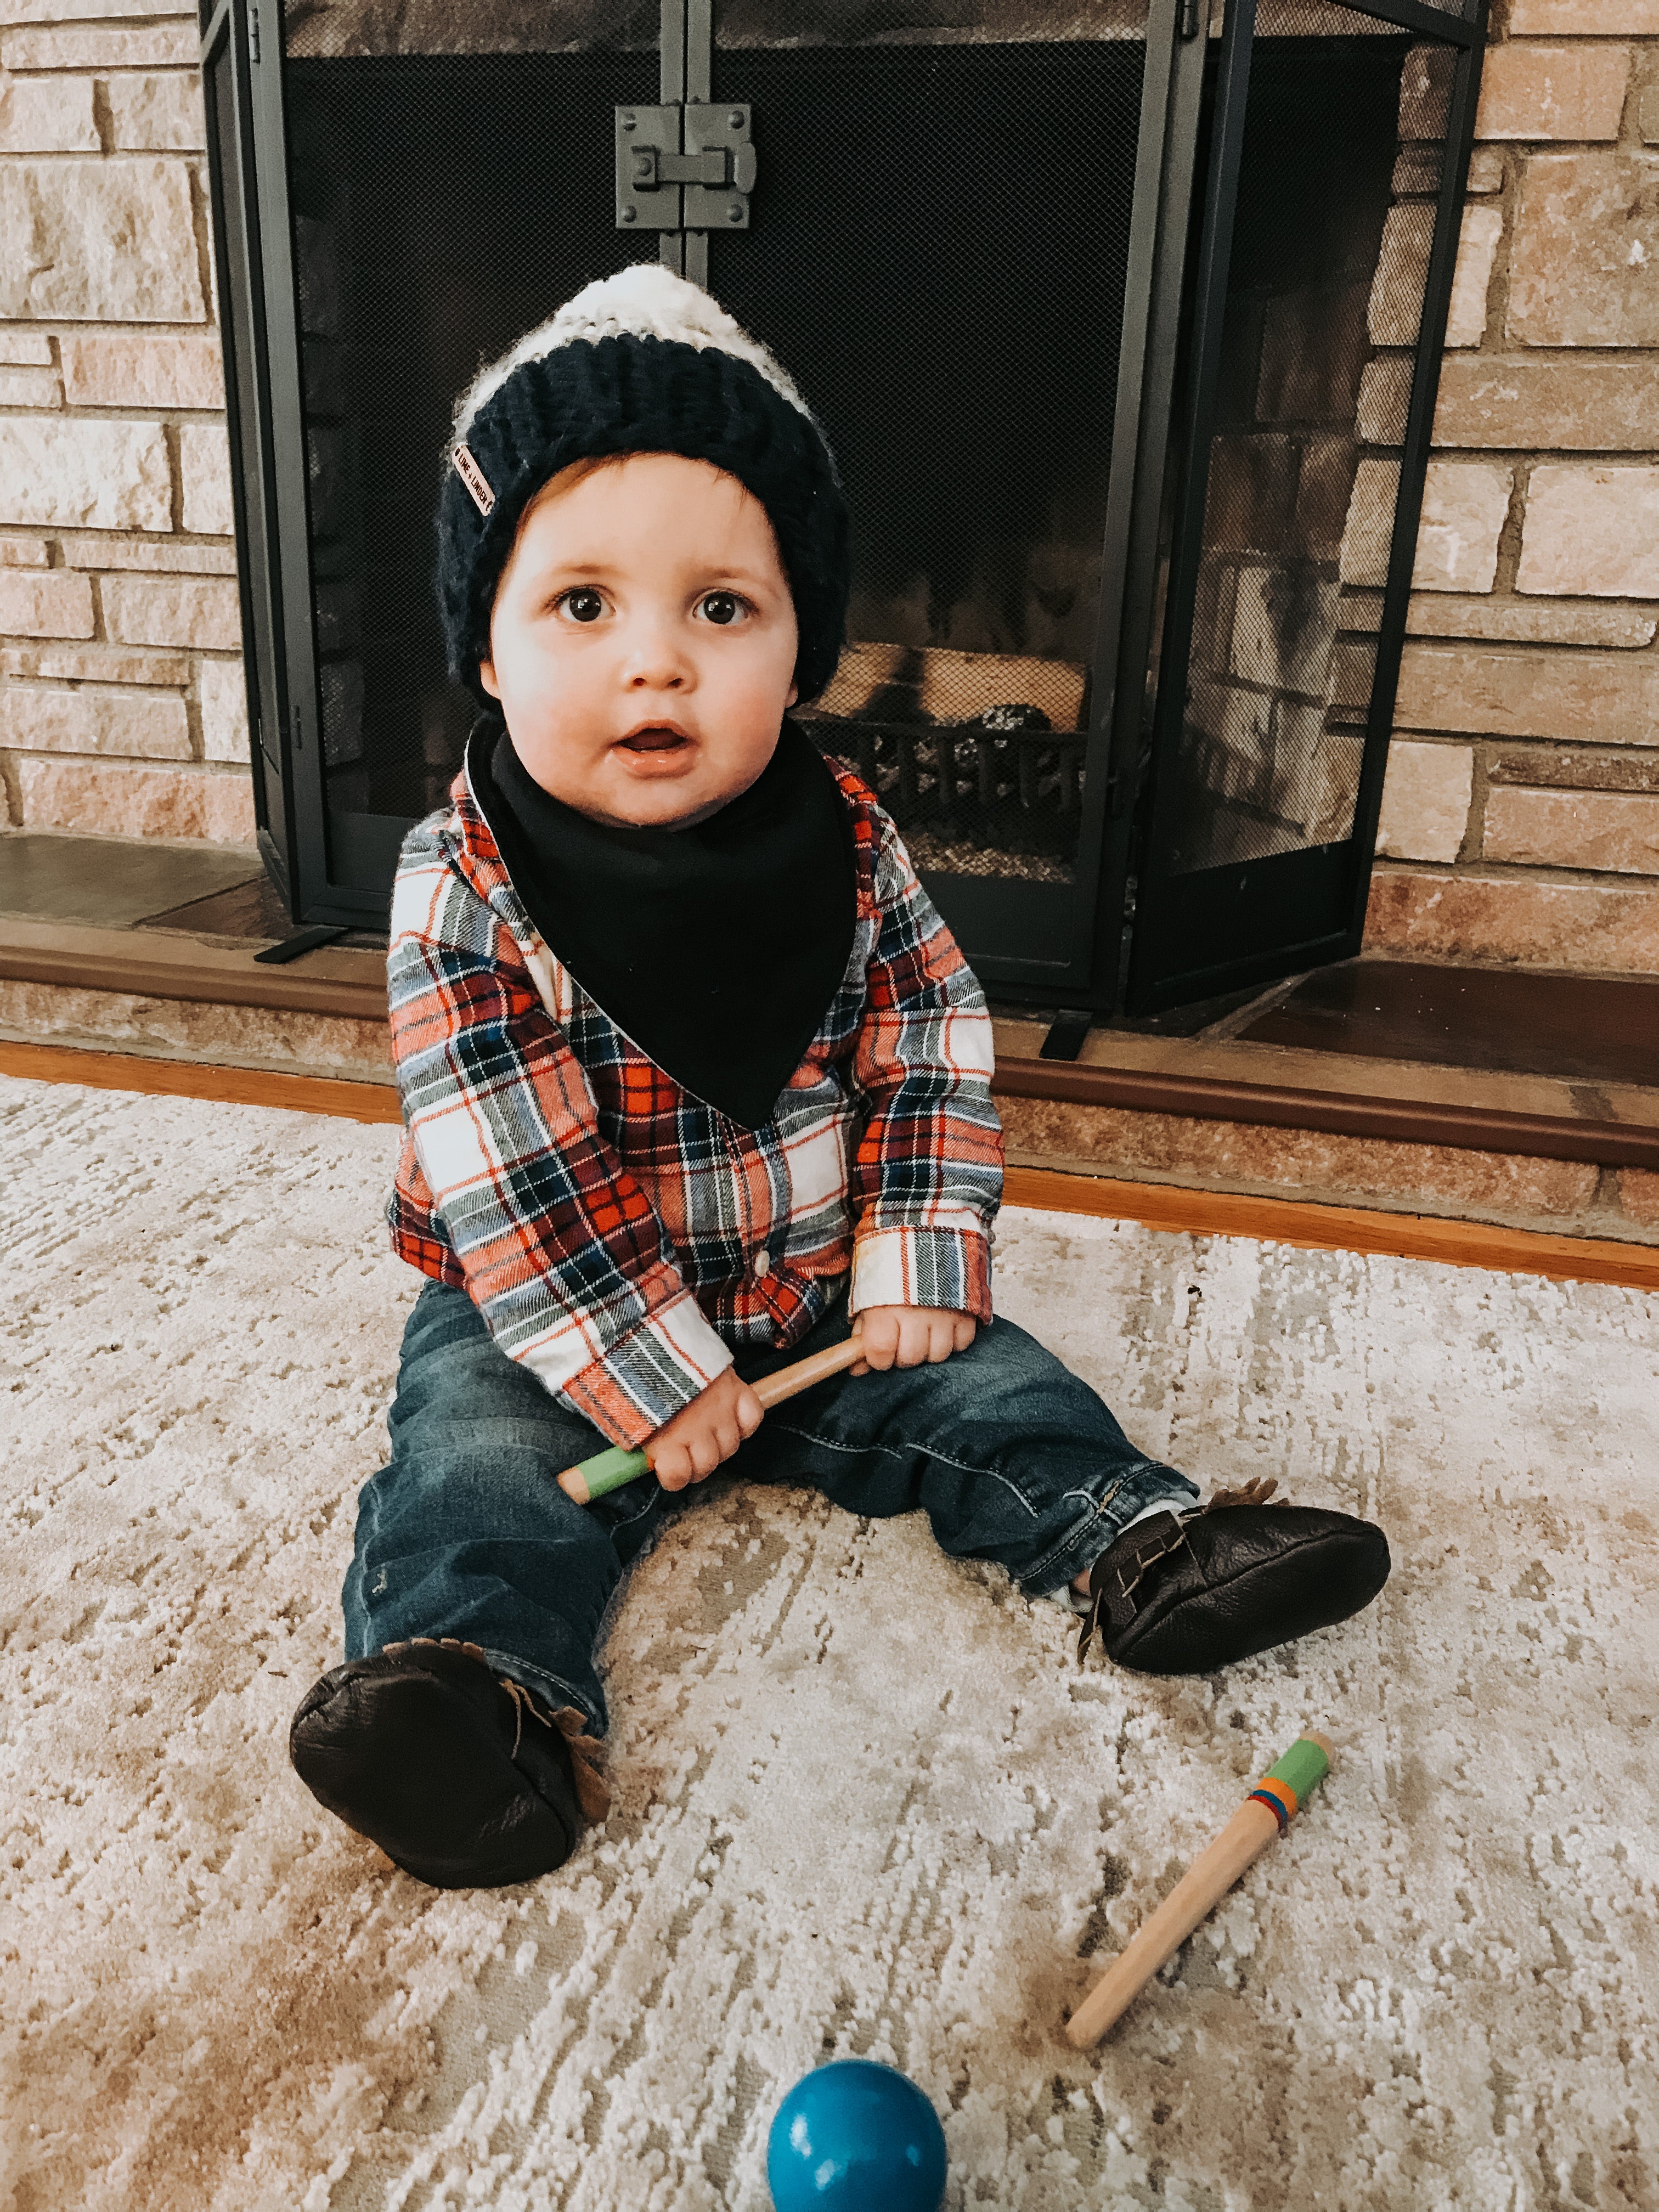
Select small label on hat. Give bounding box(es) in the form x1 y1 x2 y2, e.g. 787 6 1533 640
452 443 495 516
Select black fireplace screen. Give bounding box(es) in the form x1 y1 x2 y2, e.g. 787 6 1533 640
199 0 1487 1013
1127 0 1484 1009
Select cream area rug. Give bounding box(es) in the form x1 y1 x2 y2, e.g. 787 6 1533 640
2 1074 1655 2212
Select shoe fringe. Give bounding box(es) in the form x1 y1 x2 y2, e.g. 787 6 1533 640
1201 1474 1282 1513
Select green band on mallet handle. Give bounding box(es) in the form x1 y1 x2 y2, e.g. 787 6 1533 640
1063 1729 1335 2050
556 1333 867 1505
564 1444 651 1503
1263 1733 1330 1804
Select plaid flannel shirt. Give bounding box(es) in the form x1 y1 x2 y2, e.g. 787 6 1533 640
385 753 1005 1450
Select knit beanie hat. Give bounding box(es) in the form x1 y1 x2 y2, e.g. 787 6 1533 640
435 264 849 708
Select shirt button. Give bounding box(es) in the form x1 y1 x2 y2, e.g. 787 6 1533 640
752 1250 771 1279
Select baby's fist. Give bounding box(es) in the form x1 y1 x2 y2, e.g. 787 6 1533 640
649 1367 764 1492
853 1306 976 1373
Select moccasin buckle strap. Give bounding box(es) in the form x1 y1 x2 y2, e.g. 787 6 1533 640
1076 1512 1191 1666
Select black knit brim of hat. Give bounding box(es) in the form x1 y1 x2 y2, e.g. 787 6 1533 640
435 334 849 709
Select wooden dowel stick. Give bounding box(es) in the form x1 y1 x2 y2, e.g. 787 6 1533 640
1064 1729 1335 2049
1064 1802 1279 2047
557 1333 866 1504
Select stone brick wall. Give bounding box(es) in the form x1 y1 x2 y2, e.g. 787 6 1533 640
1369 0 1659 976
3 0 1656 996
0 0 252 844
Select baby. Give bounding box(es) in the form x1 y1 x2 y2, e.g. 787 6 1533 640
289 266 1390 1889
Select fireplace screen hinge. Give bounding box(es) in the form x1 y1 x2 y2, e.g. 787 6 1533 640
618 0 753 282
615 103 755 236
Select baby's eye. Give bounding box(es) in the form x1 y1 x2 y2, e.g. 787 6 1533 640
556 588 607 624
698 591 748 627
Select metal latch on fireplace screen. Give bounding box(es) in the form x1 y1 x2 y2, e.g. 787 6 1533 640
616 103 755 234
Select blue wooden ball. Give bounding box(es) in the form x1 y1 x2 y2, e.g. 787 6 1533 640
766 2060 948 2210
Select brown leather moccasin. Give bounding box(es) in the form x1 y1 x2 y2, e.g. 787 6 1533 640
1077 1478 1391 1675
290 1638 606 1889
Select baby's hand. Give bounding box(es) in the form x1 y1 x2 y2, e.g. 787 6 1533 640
649 1367 764 1492
852 1306 977 1374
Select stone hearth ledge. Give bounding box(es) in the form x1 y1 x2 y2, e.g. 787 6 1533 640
997 1095 1658 1249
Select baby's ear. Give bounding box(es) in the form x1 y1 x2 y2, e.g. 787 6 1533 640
479 659 501 699
785 681 798 708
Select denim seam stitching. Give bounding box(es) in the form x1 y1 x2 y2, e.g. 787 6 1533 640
1021 1469 1199 1590
769 1423 1188 1537
1023 1492 1126 1593
763 1418 1042 1520
603 1488 663 1534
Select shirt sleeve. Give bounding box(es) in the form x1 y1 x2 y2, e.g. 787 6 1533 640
387 839 732 1449
846 806 1004 1322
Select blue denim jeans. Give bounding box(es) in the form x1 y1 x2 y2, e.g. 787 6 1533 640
343 1280 1198 1734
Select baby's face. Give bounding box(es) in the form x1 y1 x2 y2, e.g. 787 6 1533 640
479 452 799 830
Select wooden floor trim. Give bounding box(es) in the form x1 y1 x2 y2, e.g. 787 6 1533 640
0 918 387 1022
4 1039 1655 1291
0 1041 402 1124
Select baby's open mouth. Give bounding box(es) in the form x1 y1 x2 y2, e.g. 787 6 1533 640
619 726 690 753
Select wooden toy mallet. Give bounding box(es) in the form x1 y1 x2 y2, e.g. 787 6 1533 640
556 1334 867 1504
1064 1729 1335 2047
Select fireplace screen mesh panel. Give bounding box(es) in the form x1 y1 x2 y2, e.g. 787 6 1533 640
1158 3 1453 879
712 24 1146 888
281 46 645 822
280 1 1146 887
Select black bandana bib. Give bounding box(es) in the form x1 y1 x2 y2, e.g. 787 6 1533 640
468 717 858 1130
